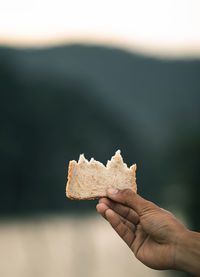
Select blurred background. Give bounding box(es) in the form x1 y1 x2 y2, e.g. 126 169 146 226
0 1 200 277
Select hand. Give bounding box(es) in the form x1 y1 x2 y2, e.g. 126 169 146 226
96 188 187 270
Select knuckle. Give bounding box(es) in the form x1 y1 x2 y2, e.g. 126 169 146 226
140 200 157 214
121 189 134 202
114 219 122 231
122 188 133 196
121 227 129 239
124 207 131 219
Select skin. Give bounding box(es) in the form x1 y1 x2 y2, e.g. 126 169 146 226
96 188 200 276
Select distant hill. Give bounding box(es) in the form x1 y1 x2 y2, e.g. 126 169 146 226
1 44 199 146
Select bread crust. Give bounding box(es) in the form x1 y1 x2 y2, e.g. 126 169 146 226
66 152 137 200
66 161 74 198
131 164 137 193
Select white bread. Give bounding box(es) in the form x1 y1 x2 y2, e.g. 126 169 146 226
66 150 137 200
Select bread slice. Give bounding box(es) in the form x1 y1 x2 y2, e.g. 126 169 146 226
66 150 137 200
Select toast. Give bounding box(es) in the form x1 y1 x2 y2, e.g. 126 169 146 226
66 150 137 200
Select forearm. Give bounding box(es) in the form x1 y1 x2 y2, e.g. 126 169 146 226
175 229 200 276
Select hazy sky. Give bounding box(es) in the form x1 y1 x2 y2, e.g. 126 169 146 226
0 0 200 57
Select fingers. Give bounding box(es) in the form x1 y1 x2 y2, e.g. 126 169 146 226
106 188 157 216
99 198 139 225
96 203 136 248
97 202 136 231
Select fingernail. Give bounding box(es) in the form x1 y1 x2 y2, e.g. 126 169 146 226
108 188 118 194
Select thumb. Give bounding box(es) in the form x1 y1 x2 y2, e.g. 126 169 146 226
106 188 156 216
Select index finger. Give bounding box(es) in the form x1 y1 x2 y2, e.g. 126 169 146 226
106 188 156 216
99 198 139 225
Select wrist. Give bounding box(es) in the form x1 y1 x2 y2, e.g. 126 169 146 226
174 229 200 276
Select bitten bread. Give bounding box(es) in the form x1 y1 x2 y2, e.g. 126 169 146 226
66 150 137 200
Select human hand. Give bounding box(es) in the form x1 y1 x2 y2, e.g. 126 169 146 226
96 188 187 270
